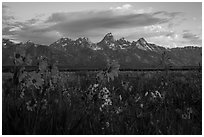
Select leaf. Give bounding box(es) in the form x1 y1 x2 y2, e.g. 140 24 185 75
109 73 114 81
19 71 28 83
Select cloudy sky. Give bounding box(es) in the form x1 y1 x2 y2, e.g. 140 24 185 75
2 2 202 48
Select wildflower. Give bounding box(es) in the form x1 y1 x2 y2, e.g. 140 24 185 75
116 107 123 114
14 47 26 65
145 92 148 96
135 95 141 102
186 107 193 114
99 87 112 110
129 85 133 91
140 103 144 108
98 60 120 82
27 71 44 89
19 71 28 83
20 91 25 99
119 95 122 100
182 113 188 119
105 98 112 105
93 83 99 88
155 90 162 98
26 100 37 111
99 107 103 111
106 122 110 127
151 92 156 98
99 87 110 99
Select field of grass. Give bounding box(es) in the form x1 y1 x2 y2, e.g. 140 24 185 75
2 68 202 135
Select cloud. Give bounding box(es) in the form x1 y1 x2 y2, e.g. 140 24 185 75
26 18 40 24
182 31 202 46
52 13 169 32
153 11 183 18
110 4 153 14
33 9 175 38
183 32 200 40
110 4 133 10
2 4 183 45
2 4 15 28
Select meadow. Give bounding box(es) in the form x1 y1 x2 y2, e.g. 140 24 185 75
2 54 202 135
2 70 202 134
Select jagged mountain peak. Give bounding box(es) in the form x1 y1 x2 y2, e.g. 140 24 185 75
105 32 113 37
59 37 73 42
131 38 155 51
137 37 148 44
25 40 34 44
97 33 118 50
118 37 125 41
117 37 129 43
76 37 91 43
102 32 115 42
23 40 36 47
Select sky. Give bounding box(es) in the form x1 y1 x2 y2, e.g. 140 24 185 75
2 2 202 48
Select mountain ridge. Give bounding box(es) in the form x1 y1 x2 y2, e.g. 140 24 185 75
2 33 202 69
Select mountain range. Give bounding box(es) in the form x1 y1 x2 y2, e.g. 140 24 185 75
2 33 202 69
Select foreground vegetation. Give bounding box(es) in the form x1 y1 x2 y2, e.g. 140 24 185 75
2 48 202 134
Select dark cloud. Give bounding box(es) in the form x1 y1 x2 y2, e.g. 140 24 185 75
26 18 40 24
3 8 182 44
182 31 202 46
152 11 182 18
48 11 170 29
183 32 200 40
34 10 174 36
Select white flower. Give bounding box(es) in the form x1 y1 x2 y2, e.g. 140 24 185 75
119 95 122 100
106 122 110 127
93 84 99 88
155 90 162 98
151 92 156 98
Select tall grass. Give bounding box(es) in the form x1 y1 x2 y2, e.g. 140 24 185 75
2 69 202 134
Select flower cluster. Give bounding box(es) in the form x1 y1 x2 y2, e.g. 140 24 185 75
98 87 112 111
14 46 32 65
86 84 100 101
26 99 37 111
97 60 120 82
182 107 193 120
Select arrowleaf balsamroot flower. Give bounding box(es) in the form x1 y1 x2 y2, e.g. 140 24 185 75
97 60 120 82
14 47 26 65
26 71 44 89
